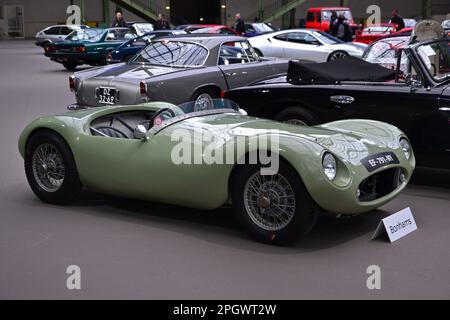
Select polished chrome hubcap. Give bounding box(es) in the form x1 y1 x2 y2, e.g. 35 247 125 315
284 119 307 126
243 172 296 231
195 93 213 111
32 143 65 192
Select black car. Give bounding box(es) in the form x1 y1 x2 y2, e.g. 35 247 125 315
225 37 450 170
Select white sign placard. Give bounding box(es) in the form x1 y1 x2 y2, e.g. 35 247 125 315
372 207 417 242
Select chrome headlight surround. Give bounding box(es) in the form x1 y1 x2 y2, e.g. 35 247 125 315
322 152 337 181
399 138 411 160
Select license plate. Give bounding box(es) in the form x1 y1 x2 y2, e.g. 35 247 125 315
96 87 118 105
361 152 399 172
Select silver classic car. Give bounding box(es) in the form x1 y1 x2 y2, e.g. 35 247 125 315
70 35 288 107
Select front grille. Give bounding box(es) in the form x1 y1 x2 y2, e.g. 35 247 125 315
358 168 403 202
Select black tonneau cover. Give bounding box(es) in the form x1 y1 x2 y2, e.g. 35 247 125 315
287 56 396 85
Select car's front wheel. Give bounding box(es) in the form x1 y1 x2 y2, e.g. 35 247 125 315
275 107 318 126
232 161 318 245
25 130 82 204
63 62 78 71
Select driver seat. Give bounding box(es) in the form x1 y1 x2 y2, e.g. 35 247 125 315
92 126 129 139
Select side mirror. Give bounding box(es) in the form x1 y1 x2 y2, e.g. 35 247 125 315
134 124 148 140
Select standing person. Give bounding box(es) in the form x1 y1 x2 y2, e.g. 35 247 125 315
328 11 338 33
331 13 352 42
111 9 127 28
233 13 245 35
154 13 169 30
389 9 405 31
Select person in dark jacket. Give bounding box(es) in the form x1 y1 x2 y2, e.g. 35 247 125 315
389 9 405 31
111 9 127 28
154 13 169 30
331 13 352 42
233 13 245 35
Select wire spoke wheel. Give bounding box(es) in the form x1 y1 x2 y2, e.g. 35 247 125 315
194 93 214 111
243 172 296 231
31 143 65 193
284 119 307 126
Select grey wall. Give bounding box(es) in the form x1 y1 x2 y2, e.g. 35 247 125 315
0 0 449 38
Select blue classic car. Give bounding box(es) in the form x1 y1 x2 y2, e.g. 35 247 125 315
106 30 186 64
244 23 276 37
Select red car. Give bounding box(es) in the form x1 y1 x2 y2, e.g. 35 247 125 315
354 23 412 44
305 7 360 34
185 24 239 36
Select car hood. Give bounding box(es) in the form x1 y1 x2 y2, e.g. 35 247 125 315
182 114 402 165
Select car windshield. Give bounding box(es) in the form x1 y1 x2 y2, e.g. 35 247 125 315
66 29 103 42
132 40 208 67
252 23 274 33
363 25 395 34
312 31 344 44
416 40 450 82
322 10 353 22
151 99 241 130
363 38 409 72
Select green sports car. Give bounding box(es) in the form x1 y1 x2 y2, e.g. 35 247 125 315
44 27 136 71
18 100 415 245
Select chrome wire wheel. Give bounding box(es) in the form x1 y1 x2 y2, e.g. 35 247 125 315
284 119 307 126
194 93 214 111
31 143 65 193
328 51 348 61
243 172 296 231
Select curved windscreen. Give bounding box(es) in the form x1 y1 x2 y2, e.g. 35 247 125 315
131 40 208 67
151 99 241 131
416 40 450 82
363 37 409 72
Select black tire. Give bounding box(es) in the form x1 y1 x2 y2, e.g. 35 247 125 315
231 160 318 245
63 62 78 71
24 130 82 205
327 50 349 61
123 55 134 62
274 107 318 126
254 48 264 57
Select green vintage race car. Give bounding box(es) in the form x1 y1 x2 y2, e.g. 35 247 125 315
18 100 415 245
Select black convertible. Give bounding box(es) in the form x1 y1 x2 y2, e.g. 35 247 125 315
225 36 450 170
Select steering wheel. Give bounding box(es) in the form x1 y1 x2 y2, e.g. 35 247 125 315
149 108 176 128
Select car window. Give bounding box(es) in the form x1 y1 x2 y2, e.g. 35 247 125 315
282 32 318 45
106 29 136 41
322 10 353 21
219 41 259 65
66 29 104 42
273 33 288 41
307 12 315 22
219 28 235 35
132 41 208 67
44 26 60 35
60 26 73 35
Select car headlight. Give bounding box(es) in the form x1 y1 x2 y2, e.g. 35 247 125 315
399 138 411 160
322 152 337 181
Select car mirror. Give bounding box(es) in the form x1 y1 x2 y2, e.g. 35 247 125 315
133 124 148 140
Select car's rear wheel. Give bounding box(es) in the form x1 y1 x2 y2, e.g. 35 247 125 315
231 161 318 245
192 89 218 111
327 51 349 61
25 130 82 204
275 107 318 126
63 62 78 71
254 48 264 57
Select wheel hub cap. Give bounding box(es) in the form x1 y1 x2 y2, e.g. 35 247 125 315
32 143 65 193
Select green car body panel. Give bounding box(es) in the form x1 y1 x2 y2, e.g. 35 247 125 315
18 102 415 214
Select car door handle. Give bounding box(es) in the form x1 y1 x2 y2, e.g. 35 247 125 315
226 72 237 77
330 95 355 104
